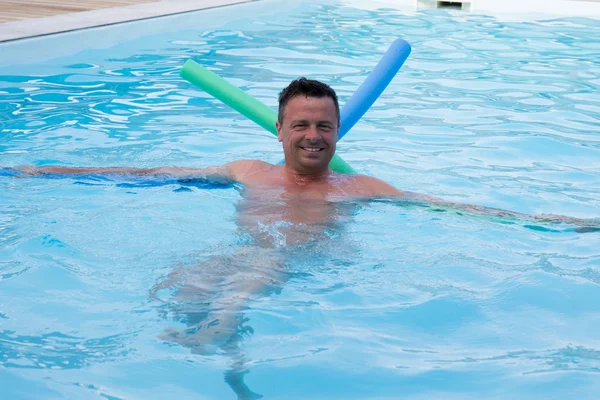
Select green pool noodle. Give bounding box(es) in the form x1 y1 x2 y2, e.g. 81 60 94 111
180 60 355 174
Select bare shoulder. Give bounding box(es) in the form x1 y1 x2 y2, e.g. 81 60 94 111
348 174 404 197
225 159 274 180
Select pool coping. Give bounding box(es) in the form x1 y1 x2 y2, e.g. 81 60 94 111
0 0 259 43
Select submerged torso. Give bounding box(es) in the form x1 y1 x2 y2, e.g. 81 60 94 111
232 164 367 246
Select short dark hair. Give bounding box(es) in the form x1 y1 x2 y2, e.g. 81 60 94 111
278 77 340 124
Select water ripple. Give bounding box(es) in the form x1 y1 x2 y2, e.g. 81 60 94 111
0 330 136 370
433 346 600 375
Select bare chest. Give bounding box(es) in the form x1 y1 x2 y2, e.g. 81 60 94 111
239 171 368 201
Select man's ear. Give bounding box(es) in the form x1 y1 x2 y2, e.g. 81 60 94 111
276 120 282 142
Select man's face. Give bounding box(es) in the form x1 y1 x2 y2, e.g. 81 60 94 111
276 95 338 175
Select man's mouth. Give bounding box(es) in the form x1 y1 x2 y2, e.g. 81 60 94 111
300 146 323 152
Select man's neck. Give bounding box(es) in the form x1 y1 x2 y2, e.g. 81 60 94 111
282 164 331 185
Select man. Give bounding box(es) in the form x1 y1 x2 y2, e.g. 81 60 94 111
14 77 596 228
9 78 597 397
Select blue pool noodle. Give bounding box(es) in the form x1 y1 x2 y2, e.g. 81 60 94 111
338 39 411 140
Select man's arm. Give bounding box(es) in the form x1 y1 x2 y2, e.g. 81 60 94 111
11 161 264 183
362 175 598 228
402 192 598 227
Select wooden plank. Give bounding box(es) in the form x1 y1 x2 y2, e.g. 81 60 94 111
0 0 157 22
1 0 155 5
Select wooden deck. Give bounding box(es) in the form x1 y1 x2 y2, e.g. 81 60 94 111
0 0 157 23
0 0 255 42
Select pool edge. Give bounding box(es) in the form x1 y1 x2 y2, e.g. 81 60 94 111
0 0 261 43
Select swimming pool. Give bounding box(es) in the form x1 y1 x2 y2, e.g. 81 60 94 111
1 0 600 399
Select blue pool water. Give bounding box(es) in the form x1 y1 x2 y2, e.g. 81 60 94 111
1 0 600 398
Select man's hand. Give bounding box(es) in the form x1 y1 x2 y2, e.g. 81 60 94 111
12 165 43 176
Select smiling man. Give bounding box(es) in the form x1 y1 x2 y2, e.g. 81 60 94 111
279 80 339 174
8 77 597 389
13 77 597 229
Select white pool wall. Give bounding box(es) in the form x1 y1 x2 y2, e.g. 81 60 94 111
354 0 600 18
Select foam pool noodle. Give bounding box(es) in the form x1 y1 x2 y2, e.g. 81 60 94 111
180 38 411 174
338 39 411 139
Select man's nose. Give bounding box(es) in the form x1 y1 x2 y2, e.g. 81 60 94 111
305 125 321 141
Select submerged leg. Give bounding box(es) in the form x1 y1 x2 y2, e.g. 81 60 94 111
225 368 263 400
156 246 285 354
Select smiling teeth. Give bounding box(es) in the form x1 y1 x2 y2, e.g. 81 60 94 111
304 147 321 152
